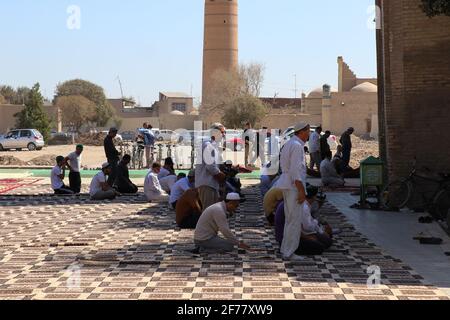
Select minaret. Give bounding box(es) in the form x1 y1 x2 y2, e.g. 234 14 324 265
202 0 238 104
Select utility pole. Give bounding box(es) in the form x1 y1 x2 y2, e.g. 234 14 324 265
116 76 124 99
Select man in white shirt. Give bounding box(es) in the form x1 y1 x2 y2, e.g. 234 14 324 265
90 163 116 200
309 126 322 172
194 193 251 253
158 158 177 193
64 144 83 194
195 124 226 212
298 186 333 255
170 170 195 209
51 156 74 195
320 151 345 187
277 122 310 261
144 162 169 202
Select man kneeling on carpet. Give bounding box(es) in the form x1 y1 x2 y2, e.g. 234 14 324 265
51 156 74 195
89 162 117 200
194 193 251 253
114 154 138 194
275 185 333 256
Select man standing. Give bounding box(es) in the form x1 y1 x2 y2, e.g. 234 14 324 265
243 122 254 167
277 122 310 261
320 131 331 161
195 124 226 211
339 127 354 169
138 123 155 168
309 126 322 172
104 128 120 187
194 193 251 253
65 144 84 194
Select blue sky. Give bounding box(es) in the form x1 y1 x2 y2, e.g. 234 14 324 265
0 0 377 106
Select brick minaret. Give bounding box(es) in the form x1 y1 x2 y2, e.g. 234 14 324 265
202 0 238 104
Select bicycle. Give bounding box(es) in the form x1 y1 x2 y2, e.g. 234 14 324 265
131 141 145 170
381 158 450 225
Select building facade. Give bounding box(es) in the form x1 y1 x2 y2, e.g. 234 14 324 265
378 0 450 181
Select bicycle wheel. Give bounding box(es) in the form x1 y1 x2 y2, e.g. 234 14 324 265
433 189 450 222
381 180 412 209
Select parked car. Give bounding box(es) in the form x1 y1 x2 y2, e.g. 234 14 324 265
0 129 45 151
155 130 179 143
226 136 245 152
120 131 137 142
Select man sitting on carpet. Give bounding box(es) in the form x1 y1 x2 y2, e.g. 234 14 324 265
144 162 169 202
194 193 251 253
115 155 138 194
51 156 74 195
170 170 195 209
275 186 333 256
176 187 203 229
263 186 283 225
320 151 345 188
90 162 117 200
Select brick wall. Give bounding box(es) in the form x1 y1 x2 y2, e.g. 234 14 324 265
380 0 450 181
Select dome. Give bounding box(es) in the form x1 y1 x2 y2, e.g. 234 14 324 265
170 110 185 116
307 86 338 98
351 82 378 93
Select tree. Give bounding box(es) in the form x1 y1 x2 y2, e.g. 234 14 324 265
55 79 115 126
0 85 15 103
222 95 269 129
201 62 265 125
14 83 52 141
421 0 450 17
14 87 31 105
55 95 97 133
239 63 265 97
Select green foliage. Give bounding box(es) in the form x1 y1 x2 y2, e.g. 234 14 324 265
421 0 450 17
14 83 52 141
0 85 32 104
222 95 268 129
55 79 115 126
55 95 97 133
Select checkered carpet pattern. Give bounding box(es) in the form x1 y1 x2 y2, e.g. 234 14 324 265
0 182 448 300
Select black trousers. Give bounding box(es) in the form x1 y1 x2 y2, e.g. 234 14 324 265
296 233 333 256
178 212 201 229
116 183 138 194
54 184 74 195
107 159 119 187
69 171 81 194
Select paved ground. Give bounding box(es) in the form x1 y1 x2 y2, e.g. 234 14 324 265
0 179 449 300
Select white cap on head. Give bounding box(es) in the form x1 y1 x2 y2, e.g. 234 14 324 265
293 122 309 133
225 160 233 165
226 193 241 201
102 162 111 169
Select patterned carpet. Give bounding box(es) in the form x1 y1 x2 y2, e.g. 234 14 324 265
0 182 448 300
0 178 42 194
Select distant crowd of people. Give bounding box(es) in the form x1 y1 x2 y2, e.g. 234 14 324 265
50 122 356 257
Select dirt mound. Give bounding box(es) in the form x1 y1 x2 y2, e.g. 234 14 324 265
76 133 107 146
0 155 25 166
27 155 59 166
